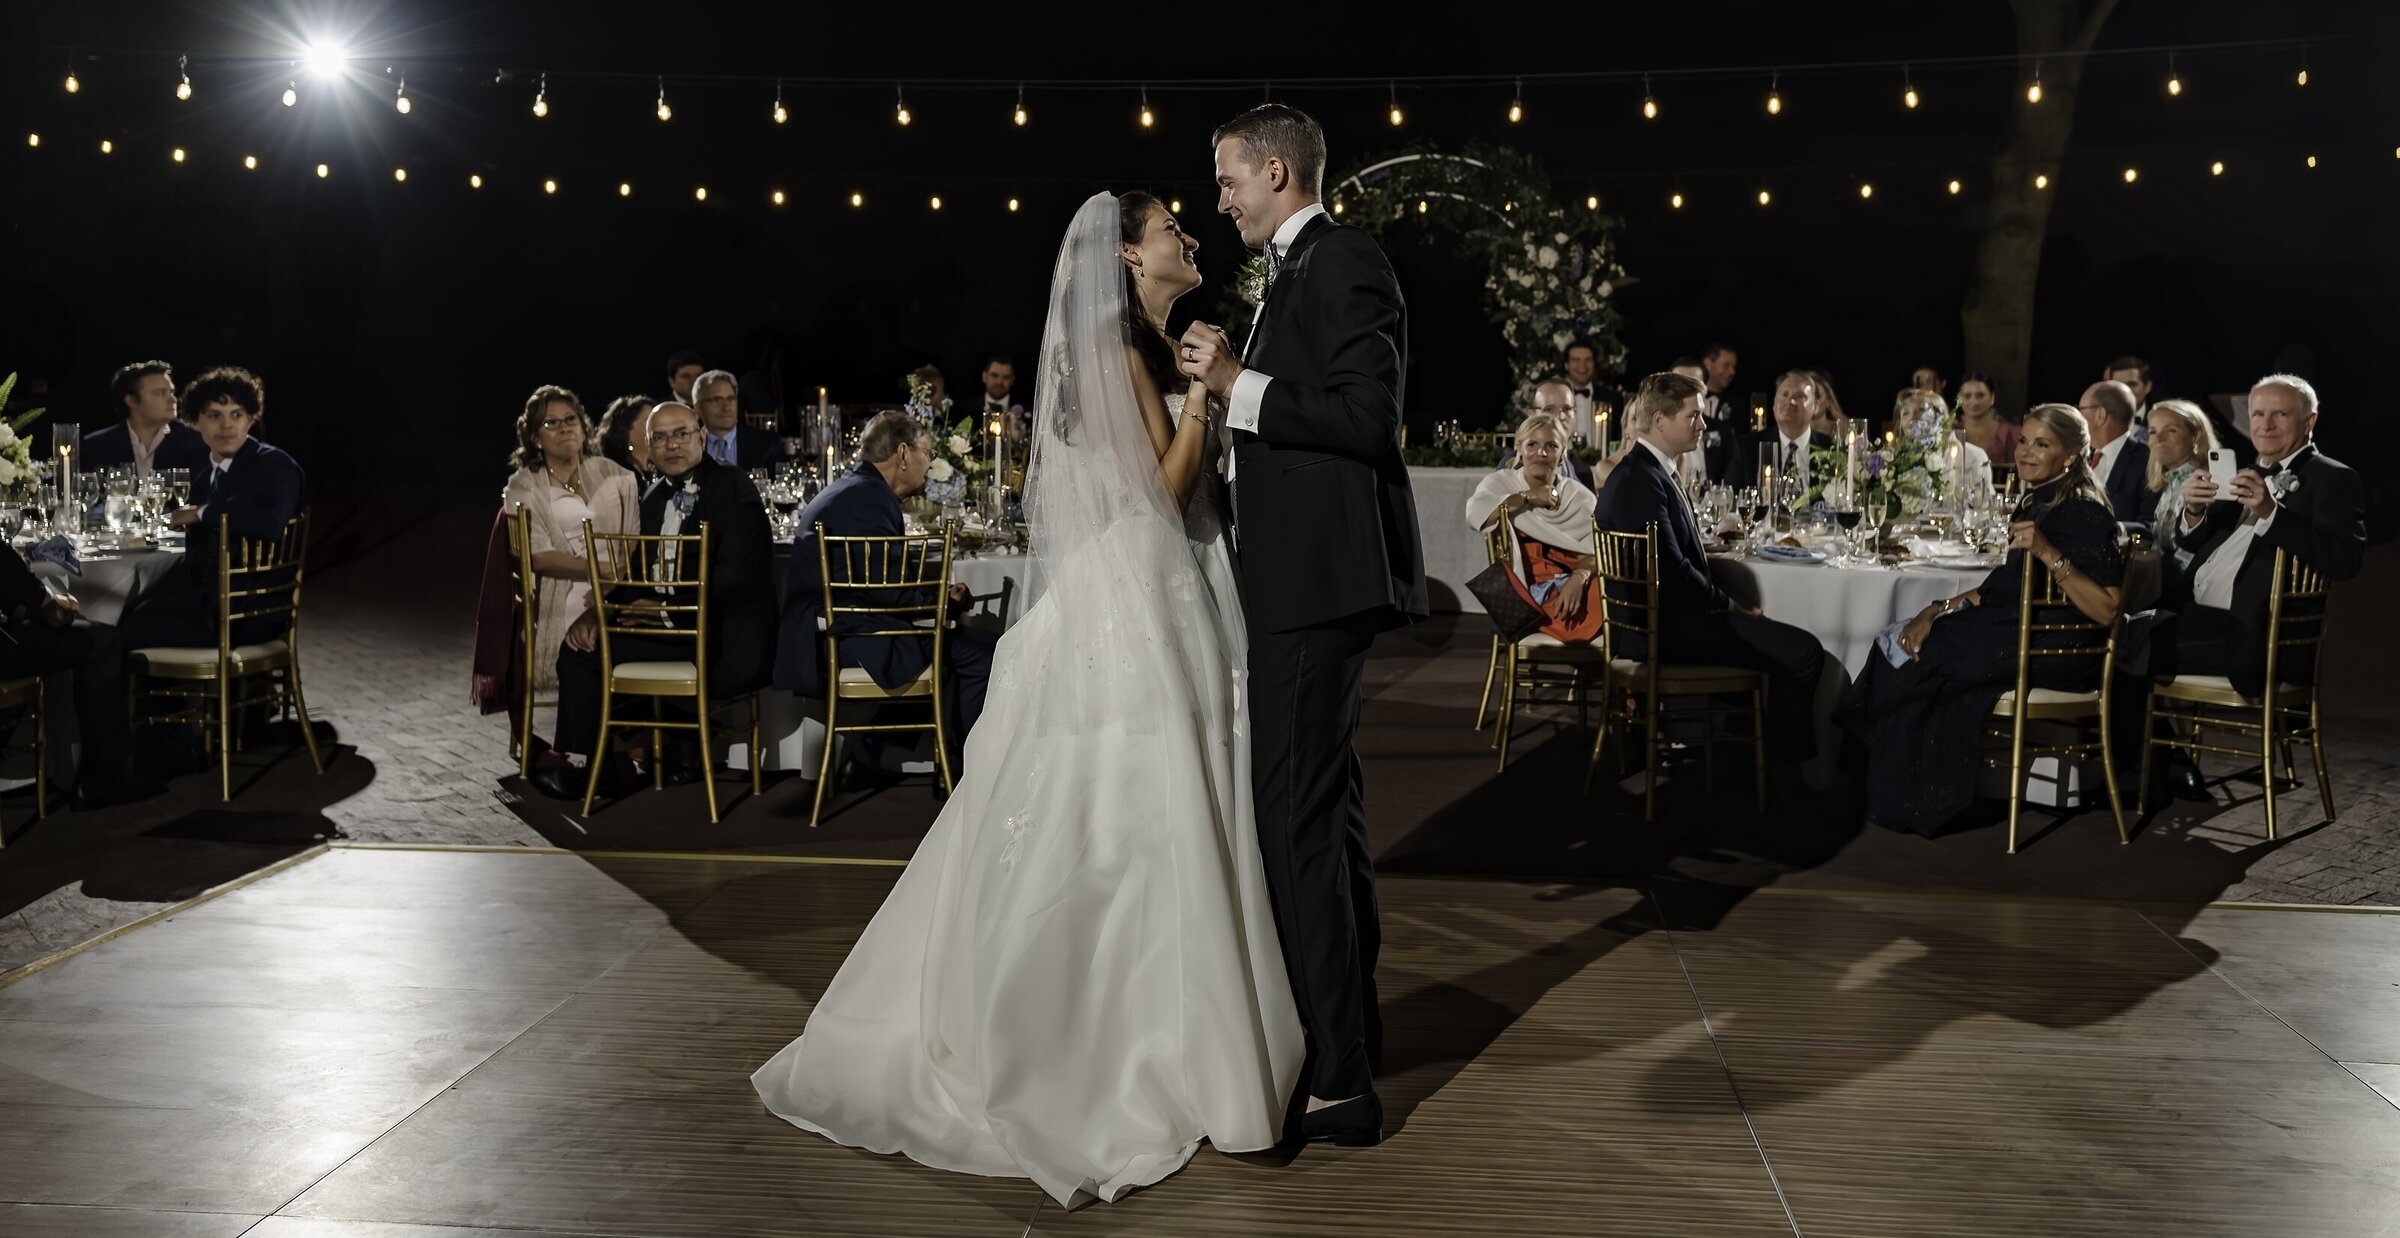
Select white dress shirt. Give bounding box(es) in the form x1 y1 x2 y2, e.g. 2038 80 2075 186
1225 202 1331 436
2184 445 2308 611
2092 433 2129 488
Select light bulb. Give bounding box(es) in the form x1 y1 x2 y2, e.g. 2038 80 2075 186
896 105 911 125
1389 104 1403 126
1139 104 1154 128
392 167 406 183
283 83 298 107
2122 167 2138 183
244 154 257 170
619 182 632 197
850 192 863 207
533 94 548 118
543 178 557 195
2166 75 2182 96
1332 201 1344 215
1947 178 1962 195
315 162 329 179
177 78 192 102
695 185 708 202
171 147 185 163
1508 100 1522 123
1859 182 1873 199
65 72 79 94
1642 96 1658 120
2211 160 2225 176
1766 91 1782 116
2033 173 2049 189
1169 199 1182 214
23 133 35 148
773 102 788 124
930 195 942 210
2305 154 2317 168
1417 200 1428 214
656 100 671 122
771 189 785 205
1013 103 1028 126
1757 189 1771 206
98 139 112 154
396 92 411 114
469 173 483 189
1008 196 1020 212
2026 80 2042 104
1904 87 1919 109
1670 192 1684 209
2297 68 2309 87
1585 195 1599 210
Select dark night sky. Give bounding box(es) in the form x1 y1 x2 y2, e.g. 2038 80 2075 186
4 0 2395 514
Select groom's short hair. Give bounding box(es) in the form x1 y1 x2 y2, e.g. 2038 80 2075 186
1629 372 1704 427
1211 104 1327 198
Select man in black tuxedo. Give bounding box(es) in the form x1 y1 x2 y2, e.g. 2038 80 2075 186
1694 342 1742 483
693 370 781 471
771 410 998 780
1560 337 1615 447
82 360 207 477
2164 374 2364 700
1729 370 1838 495
0 540 151 810
2078 380 2153 534
1178 103 1426 1148
534 401 776 798
665 348 705 406
1594 372 1827 758
121 366 304 652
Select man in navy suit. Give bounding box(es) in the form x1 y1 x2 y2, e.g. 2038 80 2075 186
120 366 303 652
1592 371 1826 759
771 410 998 780
2079 380 2153 535
693 370 781 471
82 360 209 477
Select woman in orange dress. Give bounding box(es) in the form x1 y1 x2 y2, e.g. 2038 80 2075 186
1464 412 1602 644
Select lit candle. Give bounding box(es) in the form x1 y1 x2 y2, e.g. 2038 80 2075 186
1597 406 1610 455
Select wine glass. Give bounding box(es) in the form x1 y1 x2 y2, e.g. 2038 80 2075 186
1863 492 1891 559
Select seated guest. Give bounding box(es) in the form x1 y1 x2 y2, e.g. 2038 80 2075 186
1498 380 1594 488
1843 402 2124 836
1911 366 1947 398
771 410 999 781
2164 374 2363 699
2144 398 2219 568
533 401 776 799
694 369 781 469
2078 380 2150 533
666 349 705 405
597 394 655 477
121 366 302 652
1731 370 1836 494
909 363 952 414
1954 373 2020 468
1467 411 1601 645
0 540 151 809
1808 369 1845 441
498 386 640 769
1560 336 1609 445
1594 372 1826 758
83 359 207 476
1894 389 1993 485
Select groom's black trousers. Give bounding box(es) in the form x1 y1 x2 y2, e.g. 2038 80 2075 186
1250 610 1384 1104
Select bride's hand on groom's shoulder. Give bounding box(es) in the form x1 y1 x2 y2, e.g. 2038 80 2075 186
1176 323 1240 400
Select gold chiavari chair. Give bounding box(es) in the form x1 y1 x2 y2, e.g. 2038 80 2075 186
1486 513 1609 771
2138 549 2334 839
813 523 957 827
1987 558 2125 853
1585 524 1767 820
130 512 326 800
0 677 44 845
579 523 762 822
504 504 543 779
1474 519 1510 731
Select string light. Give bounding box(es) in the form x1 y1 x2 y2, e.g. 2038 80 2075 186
23 133 36 148
282 81 298 107
171 147 185 163
695 185 708 202
64 53 78 94
2165 52 2182 97
176 56 192 101
618 181 632 197
1007 196 1020 212
1903 65 1919 109
1417 199 1428 214
2296 48 2310 87
2026 62 2043 105
1947 178 1962 195
1765 72 1782 116
2122 166 2138 183
533 74 548 118
1388 83 1403 127
395 76 411 114
1508 79 1523 123
2305 154 2317 168
1331 201 1345 216
543 177 557 194
1139 87 1154 129
1585 195 1599 210
244 154 257 170
1169 198 1182 214
315 162 329 179
773 81 787 125
850 191 863 207
469 172 483 189
1757 189 1771 206
1013 85 1027 126
655 78 671 122
1858 182 1874 199
2210 160 2225 176
98 139 112 154
772 188 785 205
2033 172 2049 189
392 167 407 183
895 85 911 126
930 194 942 210
1670 192 1684 209
1641 74 1658 120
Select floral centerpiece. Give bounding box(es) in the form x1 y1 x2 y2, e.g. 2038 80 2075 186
0 372 47 505
906 372 981 508
1802 411 1964 518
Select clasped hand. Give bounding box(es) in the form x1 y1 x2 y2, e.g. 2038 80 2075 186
1175 323 1241 400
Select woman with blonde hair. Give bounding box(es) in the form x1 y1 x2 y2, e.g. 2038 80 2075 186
1893 388 1993 487
1842 402 2124 836
1465 410 1602 644
498 385 640 766
2144 398 2219 562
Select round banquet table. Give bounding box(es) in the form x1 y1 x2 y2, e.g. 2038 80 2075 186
1706 555 1994 673
732 551 1029 774
27 543 188 626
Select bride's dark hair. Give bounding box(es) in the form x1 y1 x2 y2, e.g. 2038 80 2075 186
1117 191 1182 397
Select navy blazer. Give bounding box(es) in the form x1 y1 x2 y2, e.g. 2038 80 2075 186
704 426 782 471
771 461 935 698
183 438 304 593
2099 436 2154 533
1593 441 1735 623
81 419 208 474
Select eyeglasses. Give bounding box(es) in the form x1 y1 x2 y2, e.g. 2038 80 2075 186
696 396 738 408
539 416 582 431
648 426 702 446
1520 441 1564 456
1531 403 1574 416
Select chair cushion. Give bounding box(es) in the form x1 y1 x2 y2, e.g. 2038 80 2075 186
2153 674 2306 706
612 660 698 687
836 665 936 697
1992 687 2100 714
133 640 290 671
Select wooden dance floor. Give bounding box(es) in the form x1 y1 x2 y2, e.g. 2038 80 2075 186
3 846 2397 1237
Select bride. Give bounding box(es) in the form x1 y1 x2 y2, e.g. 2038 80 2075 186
751 191 1303 1207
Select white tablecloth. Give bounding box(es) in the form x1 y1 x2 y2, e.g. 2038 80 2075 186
1408 466 1495 614
1707 555 1992 673
30 546 186 626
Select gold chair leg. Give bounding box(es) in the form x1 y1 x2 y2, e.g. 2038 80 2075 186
2309 697 2336 822
750 697 763 796
2260 698 2278 841
581 688 613 815
651 703 665 791
2004 711 2029 854
1475 638 1502 730
2098 713 2127 845
218 677 233 801
286 666 326 774
695 693 720 824
810 694 839 828
1751 686 1767 814
930 679 956 797
1495 647 1518 772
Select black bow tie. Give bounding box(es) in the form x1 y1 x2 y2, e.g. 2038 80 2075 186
1569 386 1593 398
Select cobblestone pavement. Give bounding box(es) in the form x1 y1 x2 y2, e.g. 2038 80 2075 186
3 497 2395 974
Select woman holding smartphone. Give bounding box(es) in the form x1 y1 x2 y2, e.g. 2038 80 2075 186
2145 399 2220 569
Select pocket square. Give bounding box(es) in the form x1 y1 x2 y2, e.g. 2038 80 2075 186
23 535 80 576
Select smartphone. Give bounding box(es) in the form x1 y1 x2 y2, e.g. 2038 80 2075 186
2205 448 2239 499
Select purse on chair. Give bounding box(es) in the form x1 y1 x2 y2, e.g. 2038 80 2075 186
1467 560 1548 642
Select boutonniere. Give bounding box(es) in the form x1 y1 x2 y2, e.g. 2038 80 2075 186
671 479 700 516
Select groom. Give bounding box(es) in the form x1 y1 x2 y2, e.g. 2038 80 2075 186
1179 103 1427 1148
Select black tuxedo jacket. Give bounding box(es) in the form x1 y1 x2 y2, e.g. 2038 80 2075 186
2170 445 2365 694
182 439 304 595
2099 437 2155 533
1699 391 1741 483
633 459 775 697
1592 442 1735 627
1233 212 1427 633
771 461 939 698
81 419 207 474
1729 428 1835 493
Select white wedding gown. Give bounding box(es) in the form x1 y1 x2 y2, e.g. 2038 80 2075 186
751 385 1304 1207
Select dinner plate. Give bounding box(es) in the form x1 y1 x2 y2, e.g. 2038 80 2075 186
1754 544 1829 563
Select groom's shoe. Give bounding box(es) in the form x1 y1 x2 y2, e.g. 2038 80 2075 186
1292 1091 1385 1148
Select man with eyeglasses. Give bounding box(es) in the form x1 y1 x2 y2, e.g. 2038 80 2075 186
1500 379 1595 488
693 369 780 471
1730 371 1837 496
2077 379 2151 536
535 401 776 799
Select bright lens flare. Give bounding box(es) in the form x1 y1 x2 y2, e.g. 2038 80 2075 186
303 43 348 80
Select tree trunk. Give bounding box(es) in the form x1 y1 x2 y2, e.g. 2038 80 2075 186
1960 0 2120 411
